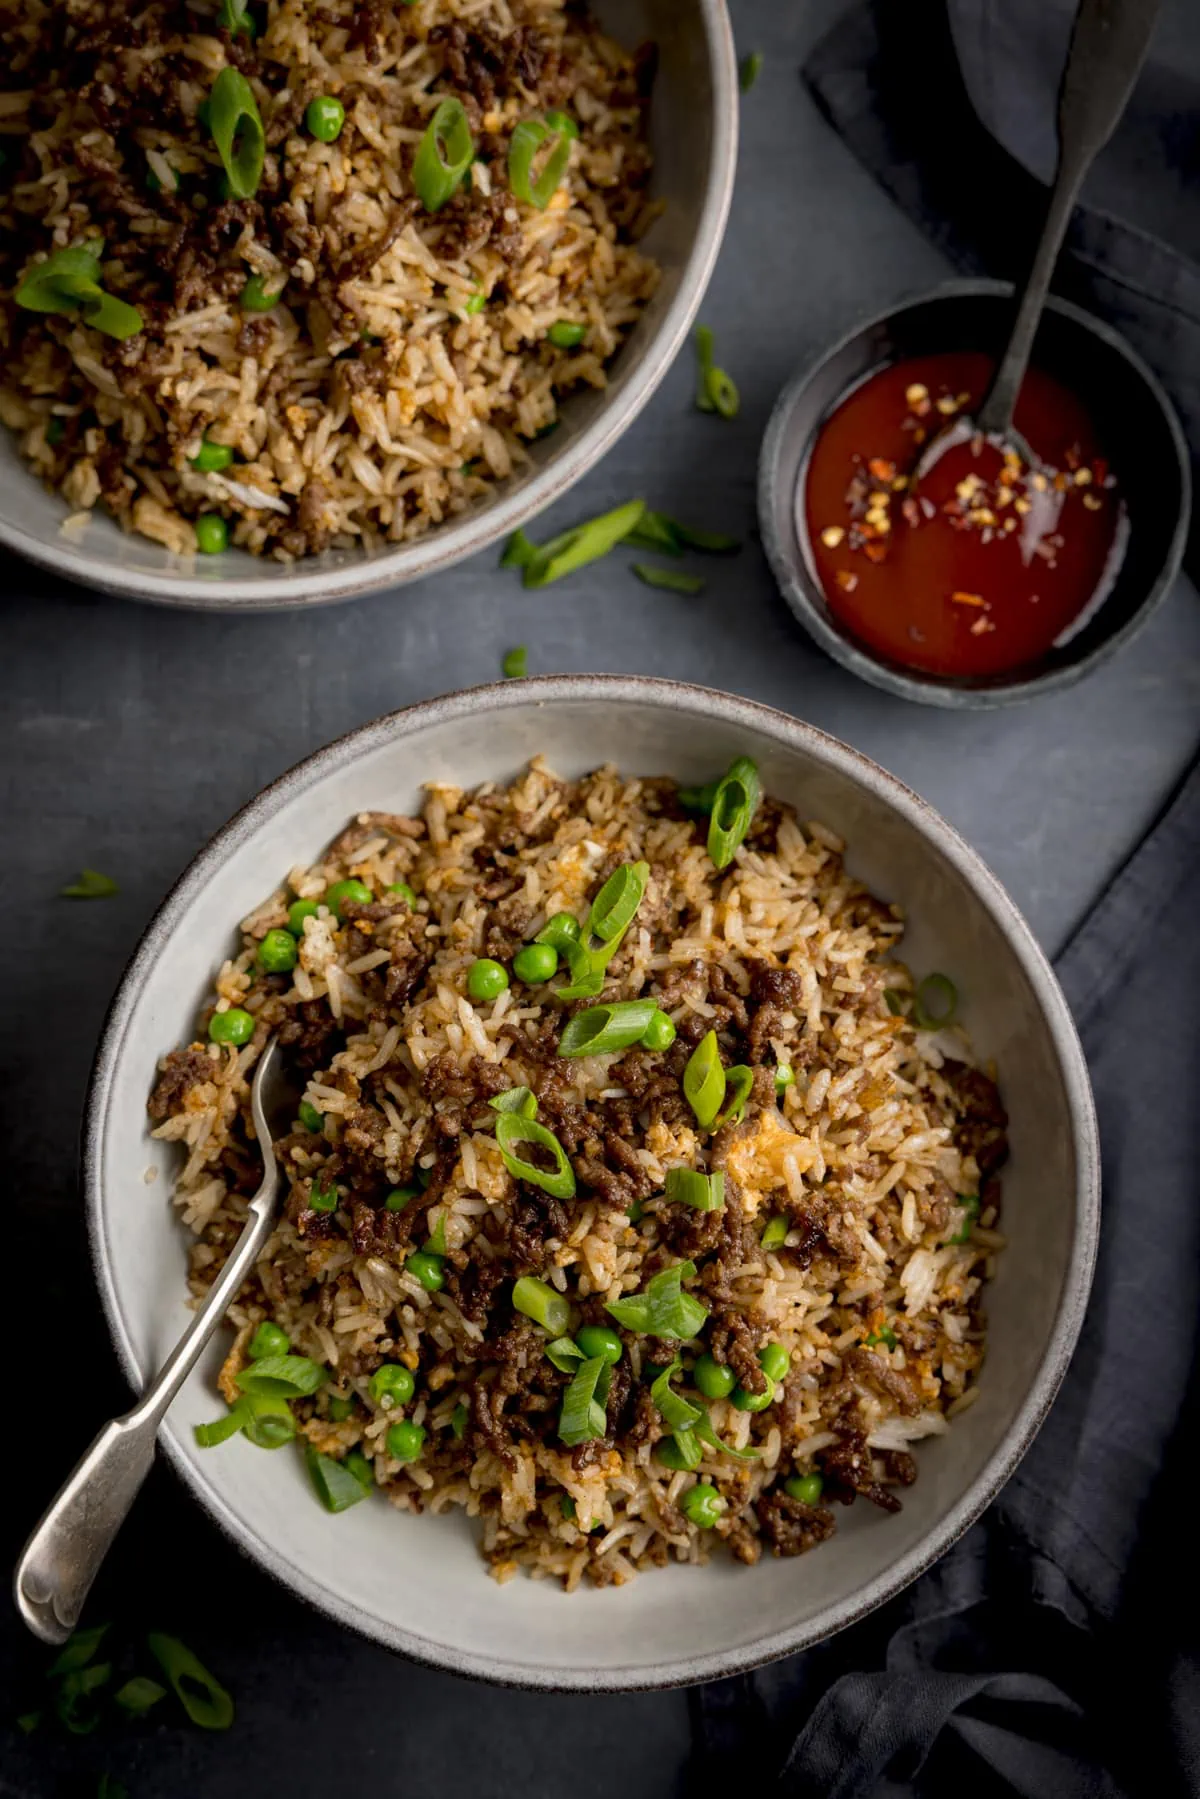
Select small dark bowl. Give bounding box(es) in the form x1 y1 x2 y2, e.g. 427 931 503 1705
758 279 1191 708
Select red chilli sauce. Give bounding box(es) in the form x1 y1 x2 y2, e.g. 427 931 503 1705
801 351 1126 678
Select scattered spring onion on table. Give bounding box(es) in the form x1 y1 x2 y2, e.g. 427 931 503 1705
502 645 528 678
624 509 741 557
60 868 118 898
632 564 705 595
739 51 763 92
146 1633 234 1730
694 324 740 419
413 97 474 210
524 499 648 588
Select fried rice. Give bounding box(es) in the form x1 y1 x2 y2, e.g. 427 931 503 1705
148 757 1008 1588
0 0 658 559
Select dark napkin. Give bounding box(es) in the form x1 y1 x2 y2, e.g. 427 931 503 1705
694 753 1200 1798
802 0 1200 567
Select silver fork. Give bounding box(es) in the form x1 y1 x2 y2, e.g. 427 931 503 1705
14 1037 286 1644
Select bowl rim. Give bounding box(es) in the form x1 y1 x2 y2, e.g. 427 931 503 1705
0 0 738 613
81 674 1101 1689
758 276 1192 709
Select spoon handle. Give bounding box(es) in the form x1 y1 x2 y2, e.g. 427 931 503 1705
976 0 1162 438
13 1043 281 1645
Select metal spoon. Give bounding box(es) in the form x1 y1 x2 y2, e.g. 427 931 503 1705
918 0 1162 476
14 1038 286 1645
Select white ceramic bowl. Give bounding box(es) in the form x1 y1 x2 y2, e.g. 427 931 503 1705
0 1 736 611
84 677 1099 1688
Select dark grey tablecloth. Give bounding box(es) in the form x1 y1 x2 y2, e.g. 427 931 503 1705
694 751 1200 1798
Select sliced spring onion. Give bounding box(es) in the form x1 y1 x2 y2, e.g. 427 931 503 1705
664 1167 725 1212
524 498 647 588
633 563 705 596
48 1625 109 1678
674 520 741 554
55 1663 112 1734
683 1030 726 1130
513 1275 571 1335
545 1335 585 1373
625 509 684 556
499 528 536 569
490 1085 538 1118
590 860 649 942
60 868 118 898
693 1410 760 1460
450 1401 469 1439
650 1357 703 1432
146 1634 234 1730
508 110 578 209
207 67 264 200
423 1211 448 1256
678 779 718 816
558 1352 608 1446
707 756 761 870
218 0 255 35
739 50 763 91
714 1064 754 1129
694 324 740 419
865 1326 898 1350
345 1450 375 1490
559 997 658 1058
913 972 958 1031
657 1429 703 1471
193 1401 249 1447
114 1675 166 1716
774 1064 795 1097
502 645 527 679
761 1214 788 1251
235 1354 327 1398
553 942 609 1001
302 1442 370 1514
239 1392 295 1449
413 97 474 211
494 1113 576 1199
883 988 907 1016
16 246 142 341
605 1259 709 1340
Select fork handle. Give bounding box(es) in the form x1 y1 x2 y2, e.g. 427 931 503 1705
13 1185 275 1644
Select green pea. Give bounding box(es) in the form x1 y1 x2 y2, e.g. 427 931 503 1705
327 1395 354 1422
195 514 228 555
209 1006 253 1046
406 1251 444 1291
257 927 298 974
467 958 509 1002
189 438 234 473
369 1363 415 1407
866 1326 897 1350
731 1376 775 1413
387 882 417 907
345 1449 374 1489
513 942 557 984
575 1324 623 1366
305 95 346 142
775 1064 795 1095
386 1420 425 1463
464 291 486 315
309 1176 338 1213
241 274 280 311
784 1473 824 1506
680 1482 726 1529
547 320 585 348
248 1321 290 1360
640 1009 676 1052
46 417 66 446
759 1342 790 1384
324 878 373 919
287 898 319 936
298 1100 324 1133
692 1353 735 1400
385 1185 419 1212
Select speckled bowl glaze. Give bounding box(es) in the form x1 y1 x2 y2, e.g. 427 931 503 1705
84 677 1099 1689
0 0 736 611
